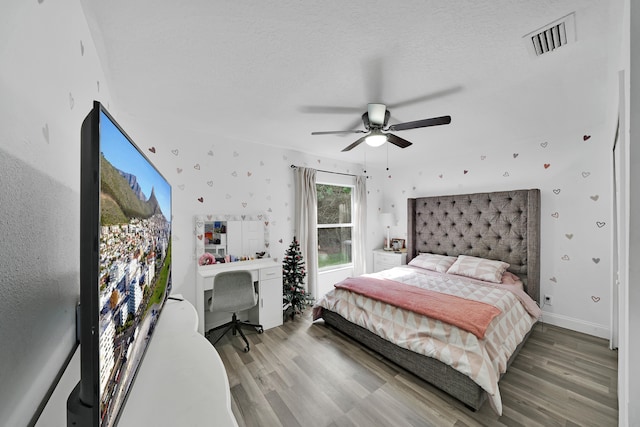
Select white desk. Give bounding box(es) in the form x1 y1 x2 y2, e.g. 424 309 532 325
196 258 283 335
36 297 238 427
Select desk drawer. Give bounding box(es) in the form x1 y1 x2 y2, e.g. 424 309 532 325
260 266 282 280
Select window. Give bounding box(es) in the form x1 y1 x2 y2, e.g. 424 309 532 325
316 182 353 270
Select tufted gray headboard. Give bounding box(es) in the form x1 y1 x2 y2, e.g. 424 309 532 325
407 189 540 303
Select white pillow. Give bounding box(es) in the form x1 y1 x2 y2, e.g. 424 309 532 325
408 253 458 273
446 255 510 283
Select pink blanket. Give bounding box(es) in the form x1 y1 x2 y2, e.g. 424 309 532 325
334 276 501 339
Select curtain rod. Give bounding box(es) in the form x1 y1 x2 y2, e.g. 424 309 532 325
289 164 364 178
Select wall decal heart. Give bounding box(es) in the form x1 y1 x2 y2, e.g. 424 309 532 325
596 221 606 228
265 242 270 248
197 197 204 203
551 212 559 218
582 171 591 178
197 234 203 240
268 208 273 212
463 170 468 174
480 155 486 160
590 195 599 201
438 174 443 179
266 195 272 201
194 164 200 170
233 151 239 157
242 202 247 208
550 277 557 283
178 184 185 190
513 153 519 158
231 171 237 177
247 171 252 177
196 220 203 228
591 296 600 302
413 186 416 191
241 214 246 220
149 147 156 153
225 194 231 199
553 189 561 194
282 155 288 160
172 149 179 155
592 257 600 264
279 239 283 243
264 221 269 226
177 168 183 173
561 255 570 261
69 92 74 109
583 135 591 141
565 233 573 239
544 163 551 169
207 215 213 220
503 172 510 177
317 159 321 163
207 181 213 187
80 40 84 55
540 142 548 148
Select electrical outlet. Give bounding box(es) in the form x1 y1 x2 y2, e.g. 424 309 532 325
544 294 553 306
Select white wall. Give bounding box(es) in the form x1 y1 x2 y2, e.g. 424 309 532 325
0 0 113 425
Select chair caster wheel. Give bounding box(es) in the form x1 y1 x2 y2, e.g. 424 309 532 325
258 328 264 334
243 346 250 353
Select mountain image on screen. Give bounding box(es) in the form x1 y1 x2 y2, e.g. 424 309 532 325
100 154 164 225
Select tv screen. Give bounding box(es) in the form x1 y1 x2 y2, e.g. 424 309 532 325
67 101 172 426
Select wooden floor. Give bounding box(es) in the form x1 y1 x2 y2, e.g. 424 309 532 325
209 311 618 427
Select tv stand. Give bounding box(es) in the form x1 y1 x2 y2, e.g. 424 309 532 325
36 297 238 426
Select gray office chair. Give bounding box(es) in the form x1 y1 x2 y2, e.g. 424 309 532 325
206 270 263 352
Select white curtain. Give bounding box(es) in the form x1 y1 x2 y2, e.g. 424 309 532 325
294 167 318 299
352 175 367 275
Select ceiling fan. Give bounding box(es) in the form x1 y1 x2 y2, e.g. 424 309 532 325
310 103 451 152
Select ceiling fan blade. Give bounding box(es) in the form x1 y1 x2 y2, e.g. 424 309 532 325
342 136 368 152
312 130 366 135
299 105 364 114
386 133 412 149
386 86 463 109
387 115 451 132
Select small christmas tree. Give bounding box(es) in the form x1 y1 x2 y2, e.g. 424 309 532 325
282 236 306 320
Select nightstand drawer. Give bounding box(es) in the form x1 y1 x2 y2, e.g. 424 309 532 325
372 249 407 273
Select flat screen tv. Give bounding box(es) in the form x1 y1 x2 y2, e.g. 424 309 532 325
67 101 172 426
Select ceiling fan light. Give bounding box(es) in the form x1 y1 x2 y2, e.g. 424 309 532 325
365 133 387 147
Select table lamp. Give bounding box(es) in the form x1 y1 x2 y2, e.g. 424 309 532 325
380 212 395 250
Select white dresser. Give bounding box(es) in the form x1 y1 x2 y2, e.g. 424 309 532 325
372 248 407 273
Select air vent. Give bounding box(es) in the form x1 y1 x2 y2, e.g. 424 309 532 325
524 12 576 57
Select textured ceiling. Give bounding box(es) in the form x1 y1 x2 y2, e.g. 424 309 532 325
80 0 624 166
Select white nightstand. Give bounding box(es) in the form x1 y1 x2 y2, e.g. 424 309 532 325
372 248 407 273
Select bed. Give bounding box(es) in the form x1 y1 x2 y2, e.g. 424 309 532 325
313 189 541 413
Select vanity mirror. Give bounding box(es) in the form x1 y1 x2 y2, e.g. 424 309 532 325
195 214 269 263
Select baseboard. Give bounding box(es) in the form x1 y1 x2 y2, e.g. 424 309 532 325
541 311 609 339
